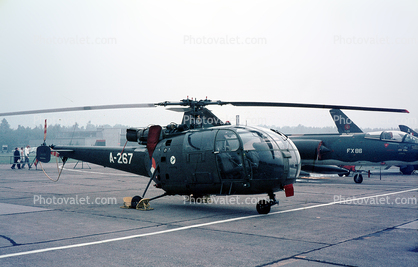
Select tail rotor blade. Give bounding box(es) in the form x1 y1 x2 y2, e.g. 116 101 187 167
43 119 47 143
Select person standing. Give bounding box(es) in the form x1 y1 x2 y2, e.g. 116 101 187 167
11 147 21 169
20 147 25 168
24 146 31 169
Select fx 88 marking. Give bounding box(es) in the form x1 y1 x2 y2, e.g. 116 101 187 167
347 148 363 154
109 152 133 164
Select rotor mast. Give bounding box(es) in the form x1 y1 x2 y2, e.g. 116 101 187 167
157 98 225 129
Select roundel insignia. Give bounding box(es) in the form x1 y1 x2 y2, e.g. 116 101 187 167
344 124 351 130
384 143 389 148
170 156 176 165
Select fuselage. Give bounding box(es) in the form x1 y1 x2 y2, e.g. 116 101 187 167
53 126 301 196
290 130 418 167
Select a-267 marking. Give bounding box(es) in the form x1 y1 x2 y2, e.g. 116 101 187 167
109 152 133 164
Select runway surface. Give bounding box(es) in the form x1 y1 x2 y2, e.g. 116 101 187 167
0 162 417 266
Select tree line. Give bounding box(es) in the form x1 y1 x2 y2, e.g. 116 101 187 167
2 118 413 153
0 118 126 152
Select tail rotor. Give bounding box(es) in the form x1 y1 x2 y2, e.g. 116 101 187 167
43 119 47 145
35 119 51 164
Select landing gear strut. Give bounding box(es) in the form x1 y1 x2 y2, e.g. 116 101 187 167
256 192 278 214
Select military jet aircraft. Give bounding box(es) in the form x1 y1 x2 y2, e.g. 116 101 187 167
331 109 418 176
289 110 418 183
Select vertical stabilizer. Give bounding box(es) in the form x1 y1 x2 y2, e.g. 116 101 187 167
399 125 418 136
330 109 363 134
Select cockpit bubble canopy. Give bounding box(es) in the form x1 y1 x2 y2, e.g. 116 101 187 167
365 131 418 143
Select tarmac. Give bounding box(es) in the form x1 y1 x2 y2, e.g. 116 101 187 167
0 162 417 266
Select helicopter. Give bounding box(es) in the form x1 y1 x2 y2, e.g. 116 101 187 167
0 98 409 213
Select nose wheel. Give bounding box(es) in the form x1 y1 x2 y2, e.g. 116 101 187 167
354 173 363 183
256 193 278 214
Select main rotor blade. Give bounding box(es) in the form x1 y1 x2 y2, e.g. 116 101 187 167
0 100 409 117
218 101 409 113
0 103 156 117
165 107 192 113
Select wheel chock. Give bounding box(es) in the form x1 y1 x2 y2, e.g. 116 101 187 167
136 198 153 211
120 197 133 209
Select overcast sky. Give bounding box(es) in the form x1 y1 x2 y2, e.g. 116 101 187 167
1 0 417 131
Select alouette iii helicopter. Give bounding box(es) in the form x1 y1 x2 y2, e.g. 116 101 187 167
1 98 409 214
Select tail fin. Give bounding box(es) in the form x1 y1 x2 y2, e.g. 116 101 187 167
399 125 418 136
330 109 363 134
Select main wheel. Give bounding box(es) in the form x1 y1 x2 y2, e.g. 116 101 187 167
400 165 414 175
256 200 271 214
354 174 363 184
131 195 142 208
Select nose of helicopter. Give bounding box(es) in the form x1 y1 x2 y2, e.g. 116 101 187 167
236 126 301 184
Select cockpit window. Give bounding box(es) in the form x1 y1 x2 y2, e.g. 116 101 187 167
185 130 216 151
237 128 279 151
365 131 413 143
364 131 381 140
264 129 289 150
381 131 405 142
215 130 240 152
403 133 418 144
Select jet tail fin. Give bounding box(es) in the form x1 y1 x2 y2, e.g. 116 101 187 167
330 109 363 134
399 125 418 136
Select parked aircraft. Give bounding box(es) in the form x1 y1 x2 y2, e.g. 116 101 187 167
330 110 418 176
290 109 418 183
